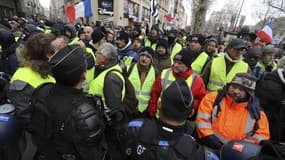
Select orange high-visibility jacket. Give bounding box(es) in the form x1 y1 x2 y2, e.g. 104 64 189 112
196 92 270 144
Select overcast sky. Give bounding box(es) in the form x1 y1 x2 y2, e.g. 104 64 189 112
39 0 50 9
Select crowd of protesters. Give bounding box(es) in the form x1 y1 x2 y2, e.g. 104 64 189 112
0 15 285 160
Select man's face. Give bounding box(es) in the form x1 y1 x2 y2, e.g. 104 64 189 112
156 46 166 55
65 30 71 38
95 47 107 65
116 39 126 48
227 84 248 102
173 60 188 73
245 55 259 66
227 47 244 60
106 33 114 43
261 53 274 65
132 40 142 50
139 54 152 67
207 41 217 53
189 41 201 51
84 26 93 41
51 37 68 53
151 28 158 37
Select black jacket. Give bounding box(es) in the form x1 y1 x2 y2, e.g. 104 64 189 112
119 119 208 160
256 68 285 142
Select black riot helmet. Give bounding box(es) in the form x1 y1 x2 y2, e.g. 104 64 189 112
220 140 261 160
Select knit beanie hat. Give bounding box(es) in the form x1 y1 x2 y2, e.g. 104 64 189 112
156 38 168 49
49 45 86 86
230 73 257 98
139 47 154 60
173 49 195 67
161 78 194 122
187 34 205 46
92 29 105 44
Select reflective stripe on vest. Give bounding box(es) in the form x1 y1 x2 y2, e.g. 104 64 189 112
191 51 209 74
207 100 257 143
129 64 156 112
145 38 157 51
160 69 196 91
258 61 278 71
11 67 55 88
88 64 125 107
207 56 248 91
156 68 196 117
169 43 182 61
86 47 96 86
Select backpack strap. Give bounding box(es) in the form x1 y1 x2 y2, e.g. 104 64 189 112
213 87 227 118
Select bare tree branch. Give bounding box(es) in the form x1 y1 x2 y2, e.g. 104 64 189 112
269 4 285 12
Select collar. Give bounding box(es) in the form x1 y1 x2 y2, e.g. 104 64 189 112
225 53 242 63
171 67 193 79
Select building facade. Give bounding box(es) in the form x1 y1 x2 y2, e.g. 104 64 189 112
0 0 44 19
48 0 187 28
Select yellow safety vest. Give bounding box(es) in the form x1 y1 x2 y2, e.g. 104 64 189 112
156 68 196 117
85 47 96 86
68 37 79 45
44 28 52 34
128 64 156 112
11 67 55 88
258 61 278 71
191 51 209 74
207 56 249 91
145 38 157 51
170 43 183 62
88 65 125 106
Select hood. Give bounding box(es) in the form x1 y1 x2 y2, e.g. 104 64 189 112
64 24 77 39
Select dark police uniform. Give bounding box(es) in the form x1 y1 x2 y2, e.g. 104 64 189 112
119 118 217 160
31 83 107 160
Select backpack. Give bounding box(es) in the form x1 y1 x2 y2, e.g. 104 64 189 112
105 67 139 120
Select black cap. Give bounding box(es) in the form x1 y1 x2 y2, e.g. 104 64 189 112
173 49 195 67
49 45 86 86
228 38 246 49
161 78 194 122
92 29 105 44
245 47 262 58
168 29 177 37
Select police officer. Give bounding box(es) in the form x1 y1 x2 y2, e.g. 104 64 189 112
31 45 107 160
118 78 218 160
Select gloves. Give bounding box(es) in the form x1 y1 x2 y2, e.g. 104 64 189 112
248 96 261 120
200 134 223 150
